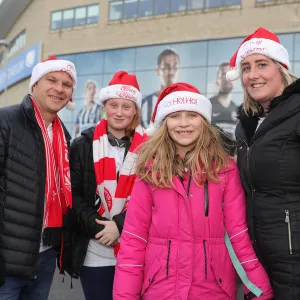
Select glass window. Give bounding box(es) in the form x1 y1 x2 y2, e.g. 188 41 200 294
62 9 74 28
51 11 62 30
294 62 300 77
208 38 242 66
75 7 87 26
206 0 222 8
75 52 104 75
135 45 172 71
295 33 300 61
223 0 241 5
180 67 207 94
139 0 153 16
277 34 294 62
109 1 123 20
188 0 204 9
170 41 208 67
171 0 187 12
87 4 99 24
104 48 135 73
124 0 138 19
155 0 170 14
73 74 103 100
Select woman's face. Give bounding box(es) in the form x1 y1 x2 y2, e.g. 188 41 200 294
86 82 96 100
241 54 285 105
104 98 137 132
166 111 203 156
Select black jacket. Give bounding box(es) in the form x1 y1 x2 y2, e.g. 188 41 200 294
0 95 72 286
236 79 300 300
66 127 127 278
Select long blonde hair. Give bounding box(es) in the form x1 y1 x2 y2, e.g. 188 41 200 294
136 117 229 188
243 61 297 116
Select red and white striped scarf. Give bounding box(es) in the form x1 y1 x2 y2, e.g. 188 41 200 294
32 99 72 234
93 119 146 221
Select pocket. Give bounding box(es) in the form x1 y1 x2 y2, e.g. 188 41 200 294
141 258 162 296
285 209 293 255
210 246 236 297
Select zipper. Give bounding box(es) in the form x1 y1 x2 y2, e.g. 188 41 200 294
203 240 207 279
285 210 293 254
204 180 209 217
166 240 171 279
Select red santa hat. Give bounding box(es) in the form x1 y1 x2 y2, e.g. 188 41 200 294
146 82 212 136
99 71 142 108
29 56 77 110
226 27 290 81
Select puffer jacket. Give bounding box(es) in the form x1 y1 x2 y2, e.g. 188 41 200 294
0 95 72 287
236 79 300 299
113 160 273 299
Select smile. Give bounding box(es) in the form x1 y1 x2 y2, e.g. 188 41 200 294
50 95 63 100
177 131 192 135
251 83 265 88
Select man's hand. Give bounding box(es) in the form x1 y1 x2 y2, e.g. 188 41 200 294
94 219 120 247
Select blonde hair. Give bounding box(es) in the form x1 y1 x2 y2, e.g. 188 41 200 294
125 108 141 138
136 117 229 188
243 61 297 116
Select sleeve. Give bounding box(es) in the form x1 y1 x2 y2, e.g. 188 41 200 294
70 138 108 238
113 179 153 300
223 162 273 299
113 211 126 234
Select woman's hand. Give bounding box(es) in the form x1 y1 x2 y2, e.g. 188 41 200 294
94 219 120 246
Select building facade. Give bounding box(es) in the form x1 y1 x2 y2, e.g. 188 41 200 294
0 0 300 136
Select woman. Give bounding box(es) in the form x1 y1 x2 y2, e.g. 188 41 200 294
73 80 102 137
226 27 299 299
68 71 147 300
113 82 273 299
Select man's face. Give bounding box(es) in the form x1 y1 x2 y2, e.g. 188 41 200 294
156 54 180 88
31 71 73 114
216 65 233 94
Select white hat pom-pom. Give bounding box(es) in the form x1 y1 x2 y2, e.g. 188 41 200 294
226 69 240 81
145 122 157 137
66 101 76 110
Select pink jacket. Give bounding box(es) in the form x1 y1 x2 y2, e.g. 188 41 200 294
113 161 273 299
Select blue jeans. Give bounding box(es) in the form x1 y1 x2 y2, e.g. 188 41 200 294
0 248 57 300
80 266 115 300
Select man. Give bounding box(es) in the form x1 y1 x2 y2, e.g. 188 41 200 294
73 80 103 138
0 56 76 300
141 48 180 127
210 62 237 139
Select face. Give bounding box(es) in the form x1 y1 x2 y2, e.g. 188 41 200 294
104 98 137 132
241 54 284 105
31 71 73 114
157 55 180 88
166 111 203 155
86 82 96 100
217 64 233 94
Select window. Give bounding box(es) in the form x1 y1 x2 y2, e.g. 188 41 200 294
188 0 205 9
139 0 153 16
109 1 123 20
171 0 187 12
51 11 63 30
87 4 99 24
124 0 138 19
154 0 170 14
62 9 74 28
51 4 99 30
7 31 26 59
75 7 87 26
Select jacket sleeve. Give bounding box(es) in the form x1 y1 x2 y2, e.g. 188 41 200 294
113 178 153 300
70 138 108 238
113 211 126 234
223 162 273 299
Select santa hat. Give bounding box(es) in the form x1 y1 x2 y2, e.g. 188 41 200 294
99 71 142 108
29 56 77 110
226 27 290 81
146 83 212 136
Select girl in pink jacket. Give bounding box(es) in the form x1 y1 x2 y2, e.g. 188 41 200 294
113 83 273 300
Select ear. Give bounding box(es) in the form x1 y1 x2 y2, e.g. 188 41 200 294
156 67 160 76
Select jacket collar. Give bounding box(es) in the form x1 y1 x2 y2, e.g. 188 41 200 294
237 79 300 144
21 94 71 142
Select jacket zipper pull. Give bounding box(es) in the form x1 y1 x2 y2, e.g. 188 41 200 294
285 210 293 255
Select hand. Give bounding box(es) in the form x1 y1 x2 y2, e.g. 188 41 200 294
94 219 120 247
